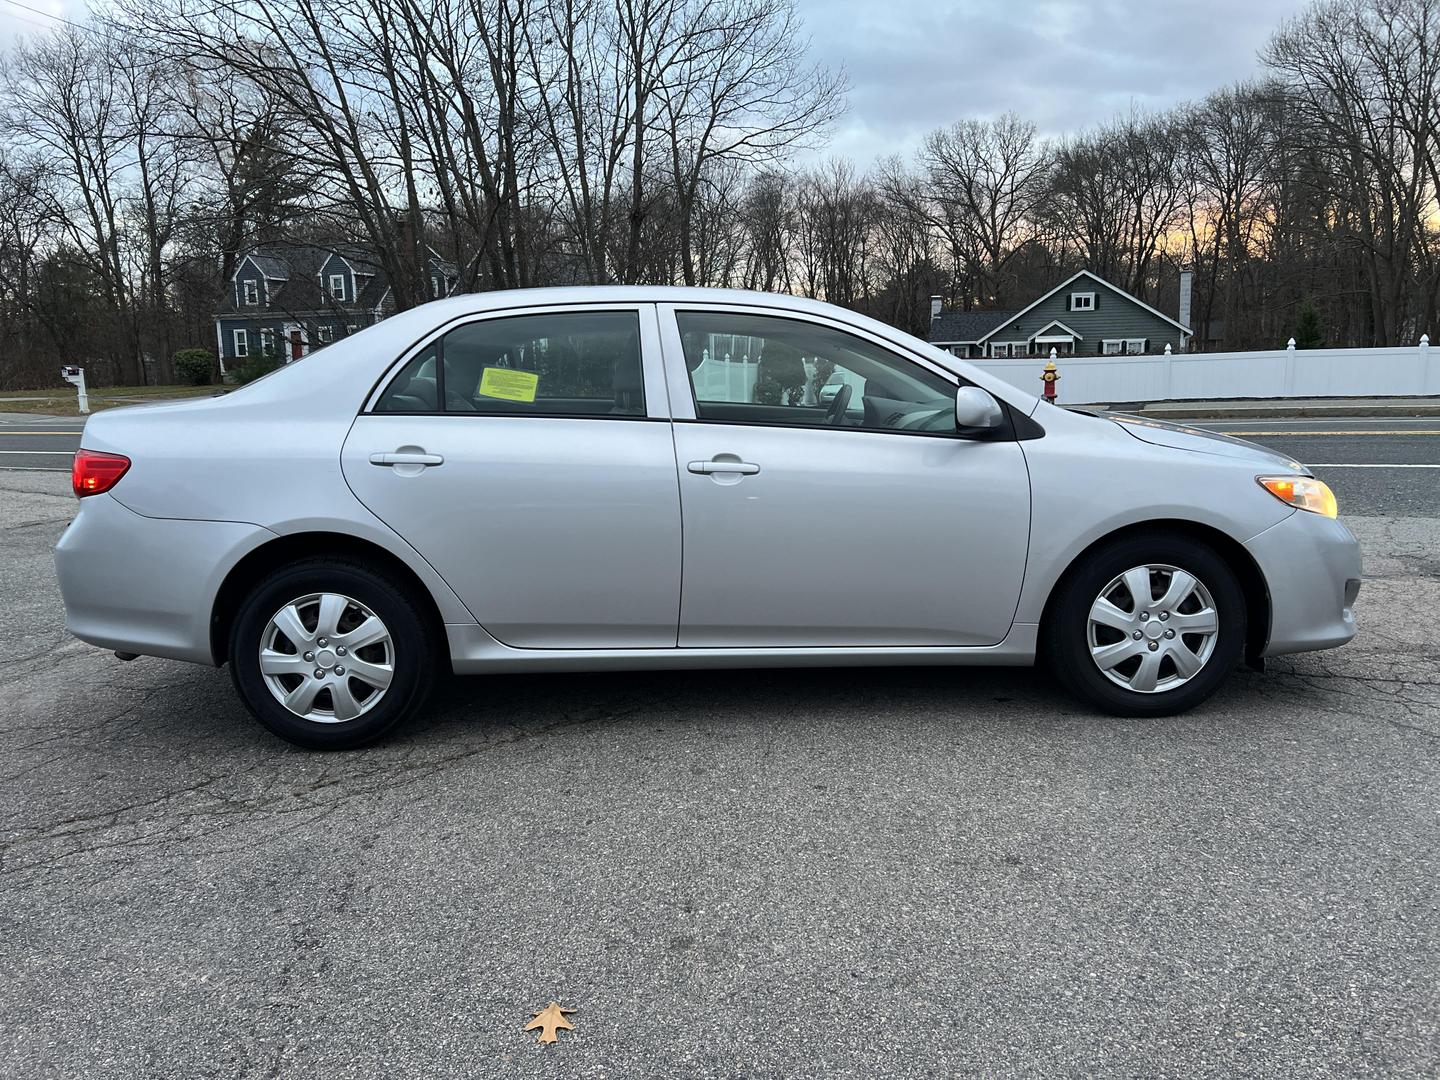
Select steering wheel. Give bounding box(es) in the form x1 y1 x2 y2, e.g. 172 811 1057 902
825 382 853 425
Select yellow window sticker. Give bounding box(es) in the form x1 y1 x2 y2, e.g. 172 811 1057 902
477 367 539 403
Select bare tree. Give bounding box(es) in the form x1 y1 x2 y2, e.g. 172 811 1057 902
4 28 150 381
655 0 844 285
922 113 1046 308
1265 0 1440 342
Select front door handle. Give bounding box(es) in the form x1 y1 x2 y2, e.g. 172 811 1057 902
688 459 760 475
369 450 444 467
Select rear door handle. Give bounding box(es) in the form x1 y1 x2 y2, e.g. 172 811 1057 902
688 459 760 475
369 451 444 467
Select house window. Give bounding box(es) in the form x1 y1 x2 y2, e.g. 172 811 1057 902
329 273 346 300
990 342 1028 358
242 280 259 306
233 329 249 358
346 324 360 335
431 275 442 299
1102 338 1149 356
259 329 275 355
317 325 334 344
1070 292 1095 311
989 343 1008 358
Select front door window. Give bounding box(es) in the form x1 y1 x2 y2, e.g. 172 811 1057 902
676 312 958 435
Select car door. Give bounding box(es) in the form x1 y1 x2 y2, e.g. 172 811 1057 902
341 304 681 649
660 304 1031 648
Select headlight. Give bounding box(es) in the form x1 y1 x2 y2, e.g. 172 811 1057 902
1258 476 1338 518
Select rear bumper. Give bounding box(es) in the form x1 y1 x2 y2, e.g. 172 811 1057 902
55 494 273 665
1245 510 1362 657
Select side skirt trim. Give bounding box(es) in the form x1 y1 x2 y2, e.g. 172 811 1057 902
445 622 1039 674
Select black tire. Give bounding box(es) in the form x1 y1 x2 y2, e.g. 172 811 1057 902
228 556 438 749
1043 532 1247 717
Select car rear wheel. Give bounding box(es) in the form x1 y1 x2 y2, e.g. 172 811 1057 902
229 557 437 748
1045 534 1246 717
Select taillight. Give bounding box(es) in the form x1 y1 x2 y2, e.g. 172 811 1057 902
72 449 130 497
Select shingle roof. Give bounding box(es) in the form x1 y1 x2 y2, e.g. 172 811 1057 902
248 254 290 280
929 309 1015 343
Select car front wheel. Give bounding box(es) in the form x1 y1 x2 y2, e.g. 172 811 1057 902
1045 534 1247 716
229 557 437 748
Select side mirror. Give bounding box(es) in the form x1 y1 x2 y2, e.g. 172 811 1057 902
955 386 1004 435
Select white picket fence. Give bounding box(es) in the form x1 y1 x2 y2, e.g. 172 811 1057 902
971 336 1439 405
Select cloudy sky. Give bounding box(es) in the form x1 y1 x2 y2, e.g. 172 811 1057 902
796 0 1310 162
1 0 1309 163
0 0 70 37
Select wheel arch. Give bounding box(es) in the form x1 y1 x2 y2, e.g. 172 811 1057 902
210 531 450 667
1038 519 1271 665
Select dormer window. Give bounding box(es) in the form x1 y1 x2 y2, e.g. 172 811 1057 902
242 280 259 306
329 273 346 300
1070 292 1096 311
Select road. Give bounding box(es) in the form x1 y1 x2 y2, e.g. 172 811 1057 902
1189 418 1440 516
0 414 85 473
6 411 1437 514
1 412 1437 1078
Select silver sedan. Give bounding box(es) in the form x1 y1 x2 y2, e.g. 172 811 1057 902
55 288 1360 748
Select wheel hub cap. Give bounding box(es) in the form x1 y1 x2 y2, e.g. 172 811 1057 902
1086 564 1219 694
259 592 394 723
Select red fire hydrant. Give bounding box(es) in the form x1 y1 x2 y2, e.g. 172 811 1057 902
1040 360 1060 403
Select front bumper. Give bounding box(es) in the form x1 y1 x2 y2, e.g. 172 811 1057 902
1245 509 1362 657
55 494 273 665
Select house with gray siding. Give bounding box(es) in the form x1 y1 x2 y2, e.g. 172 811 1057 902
928 270 1192 359
214 245 456 373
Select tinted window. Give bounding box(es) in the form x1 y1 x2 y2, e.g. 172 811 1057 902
374 311 645 416
676 312 957 433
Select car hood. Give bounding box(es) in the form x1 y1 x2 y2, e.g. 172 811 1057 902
1107 413 1307 472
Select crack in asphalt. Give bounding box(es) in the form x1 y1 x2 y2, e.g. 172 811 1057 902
0 688 675 884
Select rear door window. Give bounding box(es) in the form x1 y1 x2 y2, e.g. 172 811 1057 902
375 310 645 416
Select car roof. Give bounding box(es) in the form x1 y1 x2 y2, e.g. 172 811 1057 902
420 285 852 315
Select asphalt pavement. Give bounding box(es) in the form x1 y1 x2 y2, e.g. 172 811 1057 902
0 414 86 473
1 412 1437 1077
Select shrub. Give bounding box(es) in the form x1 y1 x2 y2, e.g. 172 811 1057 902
233 354 283 385
173 348 215 386
1294 302 1325 350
